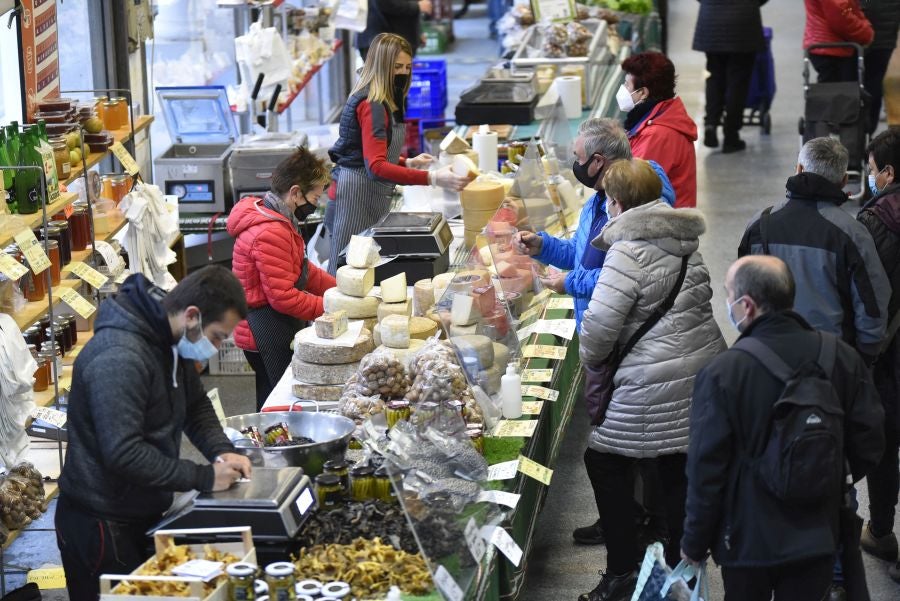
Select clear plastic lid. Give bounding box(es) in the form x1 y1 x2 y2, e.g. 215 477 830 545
155 86 237 144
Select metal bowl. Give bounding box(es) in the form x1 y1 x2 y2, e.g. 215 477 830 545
225 411 355 476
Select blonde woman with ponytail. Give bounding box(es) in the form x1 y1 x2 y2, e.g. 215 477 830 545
326 33 472 274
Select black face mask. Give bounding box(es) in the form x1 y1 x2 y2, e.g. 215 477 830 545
573 154 602 189
393 73 409 103
294 199 317 221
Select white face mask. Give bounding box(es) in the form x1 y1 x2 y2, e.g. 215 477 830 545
177 312 218 361
616 84 638 112
726 296 747 332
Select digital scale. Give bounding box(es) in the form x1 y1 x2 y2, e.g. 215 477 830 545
357 212 453 282
455 68 539 125
154 467 315 542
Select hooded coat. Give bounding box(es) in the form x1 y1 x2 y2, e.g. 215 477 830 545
227 196 336 351
579 201 726 458
627 97 698 208
59 274 235 522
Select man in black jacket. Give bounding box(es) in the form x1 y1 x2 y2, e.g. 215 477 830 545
681 256 884 601
56 266 252 600
356 0 432 60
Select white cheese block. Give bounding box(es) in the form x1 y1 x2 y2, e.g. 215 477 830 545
381 315 411 349
453 334 495 369
323 288 380 318
314 310 348 339
440 130 472 154
479 246 493 267
293 326 375 364
451 293 478 326
377 300 411 322
292 357 360 385
380 272 407 303
346 235 380 269
375 340 426 370
336 266 374 297
492 342 510 369
453 154 479 178
413 279 435 316
292 381 344 402
432 272 455 304
449 323 478 337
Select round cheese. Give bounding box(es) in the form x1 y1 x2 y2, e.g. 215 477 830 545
381 315 411 349
413 279 435 316
460 180 504 211
453 334 494 369
336 266 374 298
492 342 510 369
293 326 374 365
377 300 411 322
292 381 345 402
323 288 380 318
410 316 439 340
292 357 360 385
478 365 502 395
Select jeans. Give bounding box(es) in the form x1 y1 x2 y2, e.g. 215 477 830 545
704 52 757 139
865 48 894 133
722 555 833 601
244 349 274 411
55 495 153 601
584 449 687 574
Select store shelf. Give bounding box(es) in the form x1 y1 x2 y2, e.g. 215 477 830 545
0 191 80 250
10 278 83 332
66 212 129 267
63 115 155 185
277 40 343 114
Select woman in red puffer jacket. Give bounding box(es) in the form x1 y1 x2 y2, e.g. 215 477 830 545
227 147 336 408
804 0 874 82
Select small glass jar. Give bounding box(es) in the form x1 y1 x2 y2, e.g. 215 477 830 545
264 562 296 601
60 313 78 346
21 258 48 302
54 317 74 353
38 346 62 383
95 96 108 122
385 400 411 428
109 174 129 204
44 326 68 356
350 465 375 502
314 473 342 509
48 220 72 265
102 100 119 130
50 136 71 179
323 459 350 497
226 562 257 600
23 326 43 349
69 206 91 251
112 97 129 129
43 239 60 286
33 357 50 392
374 466 396 504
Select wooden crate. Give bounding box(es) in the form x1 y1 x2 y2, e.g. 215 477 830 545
99 527 256 601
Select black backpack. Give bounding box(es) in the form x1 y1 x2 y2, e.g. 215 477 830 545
733 332 844 504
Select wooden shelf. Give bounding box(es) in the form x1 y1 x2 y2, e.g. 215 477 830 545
0 191 80 250
63 115 155 185
10 278 83 331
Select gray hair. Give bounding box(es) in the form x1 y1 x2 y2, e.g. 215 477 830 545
798 137 849 185
578 118 633 160
732 256 795 314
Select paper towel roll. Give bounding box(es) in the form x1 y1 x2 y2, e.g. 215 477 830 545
472 128 499 173
555 76 582 119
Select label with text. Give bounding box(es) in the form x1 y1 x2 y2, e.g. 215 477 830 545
533 318 576 340
522 344 568 361
477 490 521 509
70 261 109 289
493 419 538 438
0 253 29 280
518 455 553 485
519 304 543 323
14 229 51 274
546 296 575 310
487 459 520 481
521 368 553 383
207 388 227 427
529 288 552 307
433 566 464 601
465 517 487 562
480 525 523 566
59 288 96 319
110 142 141 176
31 407 67 429
521 385 560 401
521 401 544 415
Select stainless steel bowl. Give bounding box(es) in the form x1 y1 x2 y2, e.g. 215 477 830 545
225 411 355 476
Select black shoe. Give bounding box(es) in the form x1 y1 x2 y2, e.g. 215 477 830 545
860 520 899 561
722 138 747 153
829 585 847 601
703 126 719 148
573 519 605 545
578 570 637 601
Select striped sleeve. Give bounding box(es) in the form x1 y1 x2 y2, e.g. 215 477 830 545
357 100 429 186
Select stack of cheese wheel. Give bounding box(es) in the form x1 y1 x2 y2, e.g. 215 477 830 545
370 272 439 367
325 236 382 331
460 179 505 248
452 333 510 395
291 323 375 401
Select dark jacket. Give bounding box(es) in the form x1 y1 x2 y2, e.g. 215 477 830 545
738 172 890 360
59 274 235 523
356 0 421 55
682 311 884 567
692 0 768 54
862 0 900 50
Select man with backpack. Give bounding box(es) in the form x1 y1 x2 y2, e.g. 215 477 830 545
681 256 884 601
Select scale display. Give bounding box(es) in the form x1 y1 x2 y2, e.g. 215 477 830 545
167 181 215 203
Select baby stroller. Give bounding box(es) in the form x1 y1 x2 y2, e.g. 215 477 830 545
799 43 870 202
745 26 776 134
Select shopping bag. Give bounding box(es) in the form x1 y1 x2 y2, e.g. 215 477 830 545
661 560 709 601
631 542 669 601
583 350 619 426
234 21 293 90
334 0 368 33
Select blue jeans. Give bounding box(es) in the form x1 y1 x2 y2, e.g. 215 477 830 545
488 0 507 36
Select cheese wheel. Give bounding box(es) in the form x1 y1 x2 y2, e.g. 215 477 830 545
381 315 411 349
453 334 495 369
292 381 344 402
377 300 412 322
410 316 439 340
454 269 492 288
478 365 502 395
336 266 374 297
293 326 375 365
292 357 360 385
323 288 380 318
460 180 504 210
453 154 480 178
492 342 510 369
413 279 435 316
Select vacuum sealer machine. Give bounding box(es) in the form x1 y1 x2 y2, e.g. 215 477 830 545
229 131 309 207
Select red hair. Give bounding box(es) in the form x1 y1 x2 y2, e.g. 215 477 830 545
621 52 677 100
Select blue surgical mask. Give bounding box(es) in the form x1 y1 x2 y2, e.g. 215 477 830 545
726 296 747 331
177 312 218 361
869 166 887 196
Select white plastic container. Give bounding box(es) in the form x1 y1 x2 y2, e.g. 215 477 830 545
500 363 522 419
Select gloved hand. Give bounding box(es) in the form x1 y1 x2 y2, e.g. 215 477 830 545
432 165 474 191
407 153 435 170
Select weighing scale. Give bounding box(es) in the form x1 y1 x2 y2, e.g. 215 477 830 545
154 467 315 543
356 212 453 281
454 79 539 125
154 86 238 214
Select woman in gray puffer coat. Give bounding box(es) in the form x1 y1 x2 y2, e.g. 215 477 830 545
577 159 725 601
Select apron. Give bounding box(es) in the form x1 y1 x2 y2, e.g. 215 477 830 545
327 119 406 274
246 257 310 386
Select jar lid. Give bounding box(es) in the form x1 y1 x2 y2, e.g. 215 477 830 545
315 473 341 486
373 466 391 478
386 400 410 410
48 220 68 229
350 465 375 477
44 239 58 248
323 459 349 471
264 562 296 578
225 562 257 578
45 225 61 234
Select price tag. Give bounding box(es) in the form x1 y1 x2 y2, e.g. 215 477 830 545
63 202 74 219
59 288 96 319
521 401 544 415
31 407 67 429
477 490 521 509
521 368 553 383
521 385 559 402
207 388 227 427
547 296 575 310
487 459 520 481
57 376 72 391
480 525 523 566
69 261 109 289
115 269 131 285
522 344 568 361
519 304 543 323
533 318 577 340
14 229 51 274
94 241 121 269
26 567 66 590
465 518 487 562
516 322 537 343
493 419 538 438
110 142 141 176
0 253 29 280
433 566 464 601
518 455 553 485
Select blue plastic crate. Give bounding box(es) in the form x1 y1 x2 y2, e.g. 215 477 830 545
407 60 447 119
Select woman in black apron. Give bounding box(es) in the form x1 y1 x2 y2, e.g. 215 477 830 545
326 33 472 275
227 147 337 409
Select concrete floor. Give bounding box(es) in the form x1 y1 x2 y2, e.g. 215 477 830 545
5 2 900 600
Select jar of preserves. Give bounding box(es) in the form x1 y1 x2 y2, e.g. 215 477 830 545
50 136 71 179
102 100 120 130
48 220 71 265
33 357 50 392
323 459 350 497
38 346 62 383
314 473 342 509
226 562 257 600
385 400 411 428
44 326 68 356
95 96 108 122
69 206 91 251
111 97 130 130
373 466 396 504
109 174 129 205
54 317 74 353
23 325 43 349
60 313 78 346
43 239 60 286
263 562 296 601
349 465 375 502
20 258 48 302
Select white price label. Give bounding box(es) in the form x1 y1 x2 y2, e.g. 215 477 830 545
519 304 543 323
207 388 226 427
533 318 576 340
477 490 521 509
433 566 464 601
59 288 96 319
464 518 486 563
70 261 109 289
487 459 520 481
480 525 523 566
516 322 537 343
0 253 29 280
493 419 538 438
521 385 559 401
521 368 553 383
547 296 575 310
110 142 141 176
14 229 51 274
31 407 67 429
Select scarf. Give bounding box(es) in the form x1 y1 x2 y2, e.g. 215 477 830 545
264 191 299 229
624 98 662 133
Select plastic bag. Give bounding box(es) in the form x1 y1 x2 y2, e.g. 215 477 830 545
334 0 368 33
234 21 293 91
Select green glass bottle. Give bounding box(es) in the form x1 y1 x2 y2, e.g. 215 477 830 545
14 129 42 214
6 123 21 165
1 129 17 213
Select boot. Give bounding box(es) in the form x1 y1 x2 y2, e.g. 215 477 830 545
703 125 719 148
860 520 899 561
578 570 637 601
572 519 605 545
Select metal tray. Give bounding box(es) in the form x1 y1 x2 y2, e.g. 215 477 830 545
511 19 608 67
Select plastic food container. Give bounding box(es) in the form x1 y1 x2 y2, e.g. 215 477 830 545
37 98 76 112
31 110 71 124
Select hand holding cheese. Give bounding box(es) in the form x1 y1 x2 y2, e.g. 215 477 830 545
433 165 474 191
513 231 543 256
